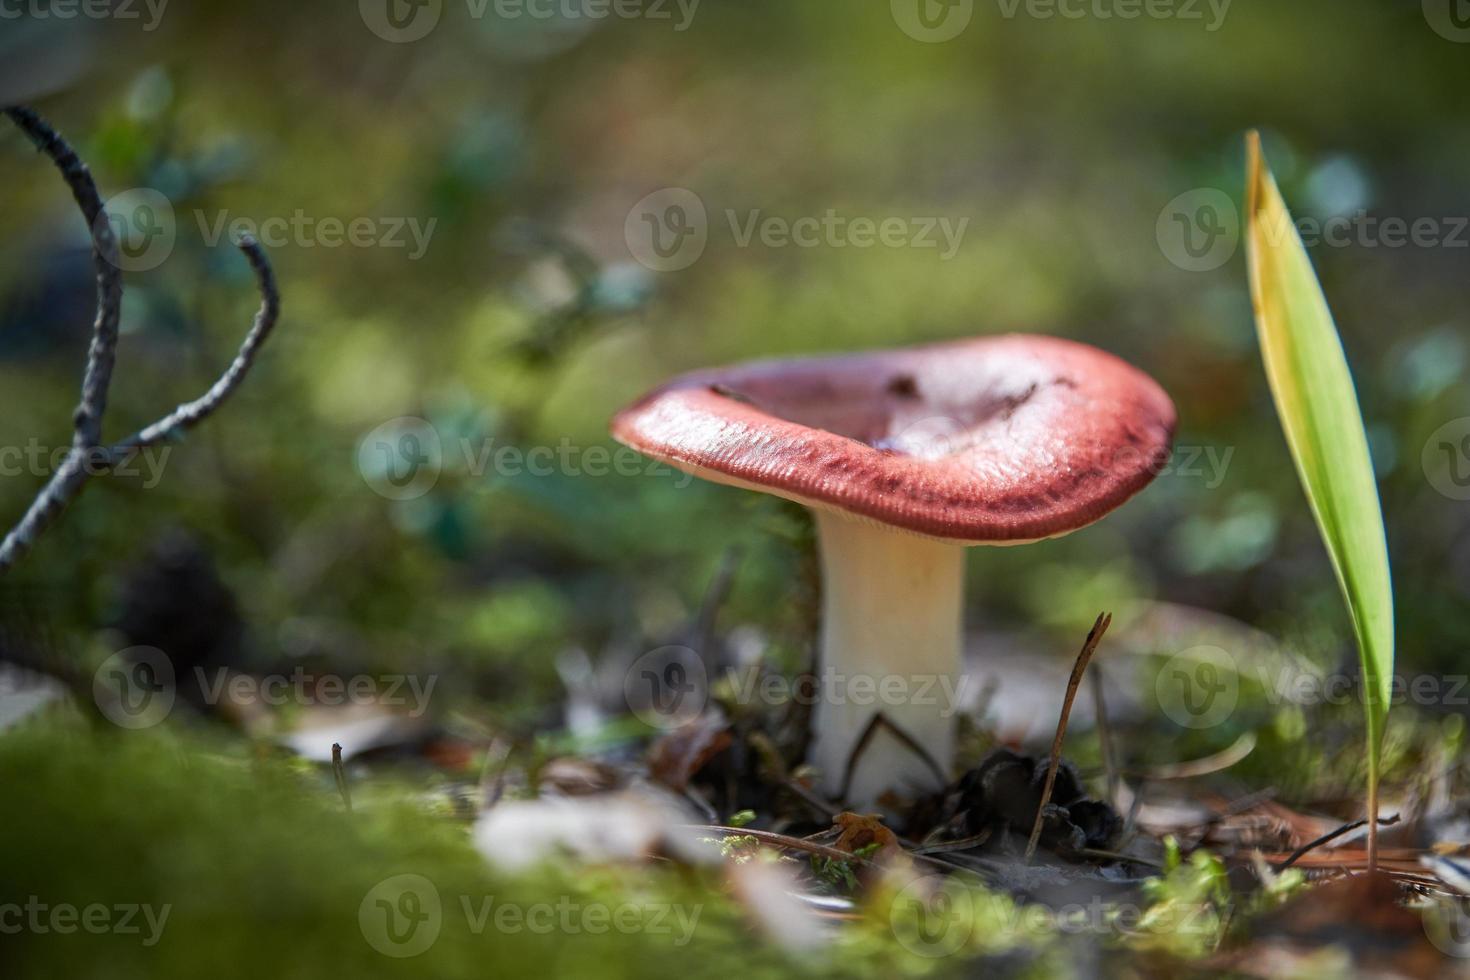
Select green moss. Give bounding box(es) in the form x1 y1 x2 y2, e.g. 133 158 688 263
3 720 1040 979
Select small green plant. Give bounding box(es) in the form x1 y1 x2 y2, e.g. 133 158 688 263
1243 131 1396 867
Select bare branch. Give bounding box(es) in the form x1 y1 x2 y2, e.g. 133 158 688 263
3 105 122 450
104 236 281 460
0 445 92 572
1024 612 1111 862
0 106 282 574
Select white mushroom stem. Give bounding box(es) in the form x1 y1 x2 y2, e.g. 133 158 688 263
808 509 964 810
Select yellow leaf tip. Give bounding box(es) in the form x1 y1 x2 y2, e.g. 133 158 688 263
1244 129 1267 217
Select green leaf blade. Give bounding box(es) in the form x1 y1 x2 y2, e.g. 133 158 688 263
1242 132 1395 794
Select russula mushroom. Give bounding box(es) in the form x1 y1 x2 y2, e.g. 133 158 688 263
611 335 1176 808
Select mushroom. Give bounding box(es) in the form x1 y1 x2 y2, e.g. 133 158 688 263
611 335 1176 809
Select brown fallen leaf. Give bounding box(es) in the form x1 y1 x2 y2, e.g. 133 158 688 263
832 812 904 864
537 756 624 796
648 715 732 792
1217 872 1447 978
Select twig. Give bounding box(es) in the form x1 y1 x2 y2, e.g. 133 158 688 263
1194 786 1279 837
1075 847 1164 870
1089 663 1119 808
690 824 959 874
784 777 839 821
102 238 280 460
3 105 121 450
691 545 741 656
1128 732 1258 781
0 107 282 573
1025 612 1111 862
1368 766 1381 874
331 743 353 812
912 828 993 855
837 711 948 804
690 825 880 866
1276 813 1400 871
478 737 512 812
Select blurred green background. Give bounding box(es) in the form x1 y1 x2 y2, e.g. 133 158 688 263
3 2 1470 976
1 0 1468 764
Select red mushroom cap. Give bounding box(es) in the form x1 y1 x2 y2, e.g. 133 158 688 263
611 334 1177 543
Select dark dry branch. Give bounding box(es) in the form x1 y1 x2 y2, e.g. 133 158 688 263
1074 847 1164 870
691 545 741 656
331 743 353 812
0 106 281 573
1089 663 1120 808
1276 813 1401 871
1024 612 1111 861
912 828 994 855
836 711 948 805
478 738 513 811
1132 731 1258 781
693 824 962 876
3 105 120 450
101 237 280 461
691 825 881 867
